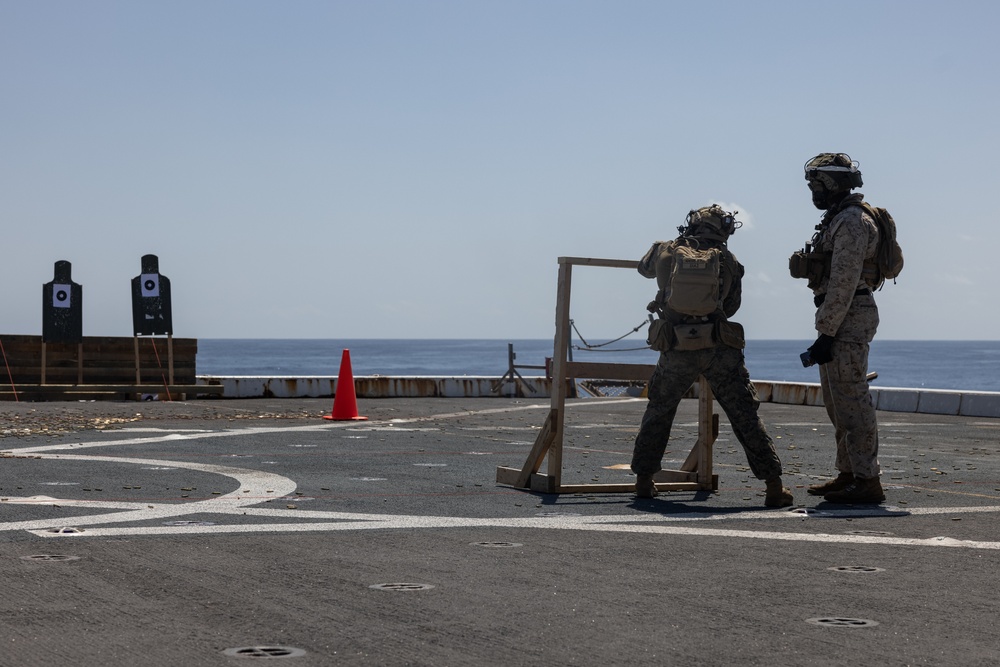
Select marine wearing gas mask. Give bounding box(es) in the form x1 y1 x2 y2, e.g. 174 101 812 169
791 153 884 505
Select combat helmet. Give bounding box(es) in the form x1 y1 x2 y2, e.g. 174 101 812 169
804 153 863 192
680 204 742 241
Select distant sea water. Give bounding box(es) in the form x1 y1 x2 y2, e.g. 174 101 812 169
197 339 1000 393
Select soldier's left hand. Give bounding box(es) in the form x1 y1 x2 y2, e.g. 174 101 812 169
808 334 836 365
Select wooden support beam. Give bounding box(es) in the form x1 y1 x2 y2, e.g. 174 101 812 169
2 384 222 394
515 409 559 488
563 361 656 382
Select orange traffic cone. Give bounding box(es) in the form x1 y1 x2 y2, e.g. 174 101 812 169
324 349 368 421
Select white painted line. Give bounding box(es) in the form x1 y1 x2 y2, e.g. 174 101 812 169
0 453 296 533
24 513 1000 550
118 428 215 433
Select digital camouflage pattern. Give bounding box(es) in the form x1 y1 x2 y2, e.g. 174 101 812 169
810 192 881 479
819 340 880 478
812 193 880 341
632 238 783 480
631 346 783 479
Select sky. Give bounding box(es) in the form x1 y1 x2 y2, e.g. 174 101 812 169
2 1 998 341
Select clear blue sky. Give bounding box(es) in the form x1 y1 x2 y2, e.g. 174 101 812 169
2 1 997 340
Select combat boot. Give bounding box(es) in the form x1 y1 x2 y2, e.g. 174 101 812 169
764 478 793 508
635 474 658 498
807 472 854 497
824 476 885 504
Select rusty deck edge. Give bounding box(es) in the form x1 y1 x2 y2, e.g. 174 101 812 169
176 376 1000 418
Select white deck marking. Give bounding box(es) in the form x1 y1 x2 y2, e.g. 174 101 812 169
0 453 296 533
3 402 998 548
17 510 1000 550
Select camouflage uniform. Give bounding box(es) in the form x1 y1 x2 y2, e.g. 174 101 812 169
811 193 881 479
630 241 783 480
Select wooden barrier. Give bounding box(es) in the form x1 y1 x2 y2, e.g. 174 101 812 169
495 256 718 494
0 334 222 401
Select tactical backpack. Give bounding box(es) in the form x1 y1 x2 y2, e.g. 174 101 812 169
665 243 723 317
855 202 904 289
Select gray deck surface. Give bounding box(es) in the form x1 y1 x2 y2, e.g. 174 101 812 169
1 397 998 666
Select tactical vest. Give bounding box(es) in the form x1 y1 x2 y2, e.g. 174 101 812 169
789 195 885 290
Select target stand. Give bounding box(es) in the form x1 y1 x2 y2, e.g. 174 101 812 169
134 334 175 397
40 342 84 386
495 256 719 495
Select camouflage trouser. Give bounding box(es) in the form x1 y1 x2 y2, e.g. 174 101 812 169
819 339 880 479
630 345 783 480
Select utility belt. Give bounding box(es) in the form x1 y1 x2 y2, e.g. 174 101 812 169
647 315 745 353
813 288 872 308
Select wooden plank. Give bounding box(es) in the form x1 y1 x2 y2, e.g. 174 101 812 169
547 261 573 483
554 482 703 494
1 390 125 401
11 361 196 369
0 385 223 402
3 384 222 393
515 409 558 487
5 370 197 385
557 257 638 269
0 337 197 353
4 366 196 376
697 378 716 488
495 466 524 486
564 361 656 382
21 368 198 376
529 473 557 494
134 336 141 386
653 469 698 483
0 335 200 386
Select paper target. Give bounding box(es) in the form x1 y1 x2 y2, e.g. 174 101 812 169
52 284 71 308
140 273 160 297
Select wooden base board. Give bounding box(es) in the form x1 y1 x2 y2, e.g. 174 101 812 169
496 466 718 494
0 384 223 402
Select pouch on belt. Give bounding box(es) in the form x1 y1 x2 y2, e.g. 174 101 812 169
646 318 674 352
716 320 745 349
673 322 715 351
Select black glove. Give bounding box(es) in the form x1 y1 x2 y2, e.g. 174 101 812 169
807 334 836 365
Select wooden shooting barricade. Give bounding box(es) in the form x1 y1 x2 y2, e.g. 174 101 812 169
495 256 719 494
0 334 223 401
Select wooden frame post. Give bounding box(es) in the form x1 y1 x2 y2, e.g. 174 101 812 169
168 334 174 385
133 335 177 400
496 256 718 495
134 335 141 385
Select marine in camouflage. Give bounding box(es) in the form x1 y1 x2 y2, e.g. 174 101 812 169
631 229 784 481
811 193 881 479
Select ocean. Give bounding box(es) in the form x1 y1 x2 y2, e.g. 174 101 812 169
197 339 1000 393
